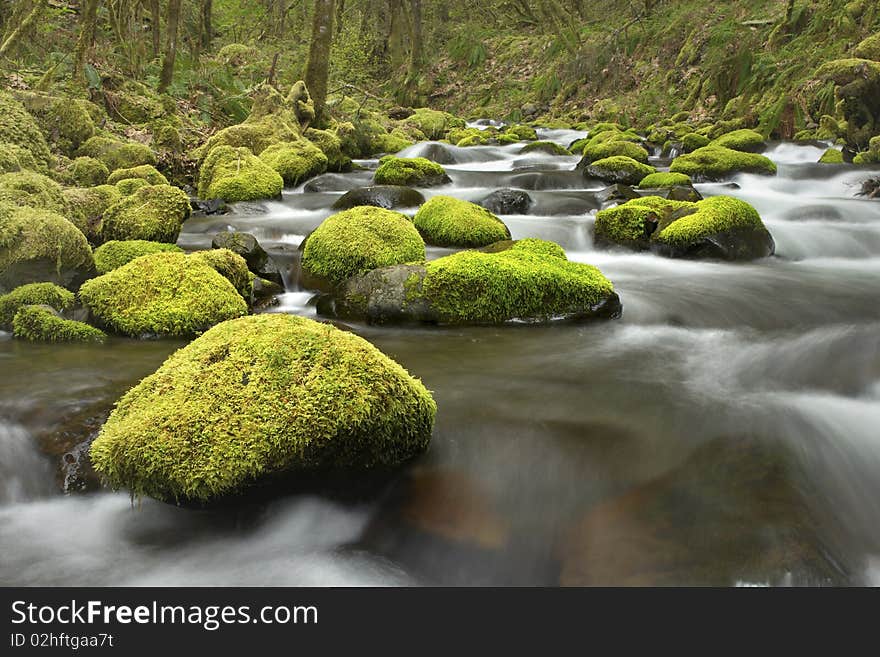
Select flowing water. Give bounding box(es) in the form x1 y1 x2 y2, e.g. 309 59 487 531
2 129 880 586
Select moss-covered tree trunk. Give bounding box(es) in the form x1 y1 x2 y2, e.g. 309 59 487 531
201 0 213 50
304 0 337 122
148 0 161 59
0 0 46 58
73 0 99 82
158 0 182 93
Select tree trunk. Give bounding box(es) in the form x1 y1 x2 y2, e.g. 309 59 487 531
158 0 182 93
74 0 99 82
201 0 213 50
0 0 46 58
304 0 337 121
409 0 422 73
146 0 160 59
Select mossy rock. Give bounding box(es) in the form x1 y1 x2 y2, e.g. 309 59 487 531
101 184 191 243
79 251 248 338
0 171 68 214
582 140 649 163
77 136 157 171
507 124 538 141
16 92 95 157
93 240 184 274
63 184 121 243
189 248 253 300
0 141 39 174
373 129 415 155
198 145 284 201
854 33 880 61
332 185 425 211
401 108 465 140
710 129 766 153
819 148 845 164
0 282 74 329
115 178 151 196
594 196 774 261
582 156 656 185
413 195 511 248
321 238 621 325
681 133 710 152
68 157 110 187
106 165 169 186
258 141 328 186
0 90 52 168
103 80 165 124
519 141 571 156
12 305 106 343
0 204 94 291
373 156 451 187
305 127 351 172
852 136 880 164
301 206 426 291
89 313 436 502
669 146 777 181
638 172 693 188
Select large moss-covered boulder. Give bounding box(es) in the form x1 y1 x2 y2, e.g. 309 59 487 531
519 141 572 156
305 127 351 172
258 140 328 185
0 90 52 168
814 58 880 148
373 156 451 187
582 156 656 184
77 136 157 171
594 195 774 260
106 165 168 186
854 33 880 61
332 185 425 211
0 282 74 329
413 195 511 248
0 142 39 174
669 146 777 180
401 108 465 140
63 184 121 243
93 240 183 274
320 238 621 325
710 129 766 152
638 172 693 188
198 146 284 201
819 148 845 164
0 171 67 213
189 248 253 300
301 206 425 290
12 305 106 343
0 204 94 291
79 251 248 337
68 156 110 186
852 136 880 164
581 140 649 163
101 184 190 243
16 92 96 156
89 313 437 502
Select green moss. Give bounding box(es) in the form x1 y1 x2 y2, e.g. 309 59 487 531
402 108 465 140
819 148 845 164
189 249 253 300
519 141 572 156
413 195 511 247
595 196 696 246
590 122 623 135
0 204 94 290
584 156 656 183
710 129 766 152
78 136 157 171
853 150 880 164
258 141 328 185
198 146 284 201
506 124 538 140
89 313 436 502
305 127 351 172
655 196 766 245
0 91 52 168
854 33 880 61
93 240 183 274
421 239 615 323
115 178 151 195
583 139 649 163
373 156 450 187
101 184 191 243
17 92 95 156
12 305 105 343
104 81 164 124
638 172 693 188
302 206 426 289
0 171 67 213
670 146 777 180
63 184 121 242
106 165 168 186
681 132 711 152
373 129 414 154
0 142 39 174
69 156 109 186
456 132 491 147
79 251 248 337
0 282 74 328
197 122 281 159
815 58 880 85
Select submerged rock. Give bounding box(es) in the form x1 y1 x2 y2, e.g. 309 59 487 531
332 185 425 211
89 313 437 503
594 195 774 260
478 188 534 215
319 238 621 325
413 195 510 247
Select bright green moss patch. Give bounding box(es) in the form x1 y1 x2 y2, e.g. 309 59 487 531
670 146 777 180
17 92 95 156
106 165 168 186
302 206 425 289
638 172 693 188
0 91 52 168
198 146 284 201
79 251 248 337
595 196 695 245
819 148 845 164
78 136 157 172
583 140 649 163
12 305 106 343
0 142 38 174
519 141 572 156
507 124 538 140
854 33 880 61
0 204 94 290
681 133 711 152
258 141 328 185
101 184 191 243
115 178 151 195
710 129 766 152
421 239 616 323
373 156 451 187
583 156 656 184
89 313 436 502
0 171 67 214
189 249 253 300
654 196 765 245
305 127 351 172
93 240 183 274
402 108 465 140
0 282 74 328
413 195 511 247
69 157 109 186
